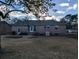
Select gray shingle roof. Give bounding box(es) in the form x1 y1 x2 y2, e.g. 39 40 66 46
12 20 66 26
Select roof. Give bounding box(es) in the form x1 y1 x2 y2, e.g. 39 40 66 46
12 20 66 26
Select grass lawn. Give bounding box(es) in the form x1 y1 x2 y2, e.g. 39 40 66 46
0 35 78 59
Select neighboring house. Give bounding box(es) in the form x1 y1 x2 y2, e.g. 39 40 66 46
12 20 66 35
0 21 12 35
67 23 78 35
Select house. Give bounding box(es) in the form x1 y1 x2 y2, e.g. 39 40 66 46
12 20 66 35
67 23 78 35
0 21 12 35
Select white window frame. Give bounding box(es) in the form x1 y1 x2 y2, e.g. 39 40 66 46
29 26 34 32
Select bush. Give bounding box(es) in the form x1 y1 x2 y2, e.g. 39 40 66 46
33 32 40 36
19 32 28 35
12 31 17 35
33 32 45 36
54 33 59 36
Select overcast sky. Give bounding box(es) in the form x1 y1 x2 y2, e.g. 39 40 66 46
0 0 78 21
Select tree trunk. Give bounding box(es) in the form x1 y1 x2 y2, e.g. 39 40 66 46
0 35 1 52
0 17 1 52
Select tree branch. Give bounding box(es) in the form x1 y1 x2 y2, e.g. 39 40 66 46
0 0 10 5
0 10 25 19
4 10 25 18
0 0 16 10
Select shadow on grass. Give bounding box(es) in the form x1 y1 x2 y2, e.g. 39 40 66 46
5 35 23 38
66 34 78 39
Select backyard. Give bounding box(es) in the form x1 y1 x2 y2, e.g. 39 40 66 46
0 35 78 59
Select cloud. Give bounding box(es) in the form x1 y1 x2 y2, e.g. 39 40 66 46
56 11 65 14
0 5 7 14
73 3 78 10
51 16 64 21
9 12 27 17
43 15 64 21
67 3 78 10
9 12 38 20
68 0 71 2
45 16 53 20
59 3 70 7
9 12 35 17
9 11 64 21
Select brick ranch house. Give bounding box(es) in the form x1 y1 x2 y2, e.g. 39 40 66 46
12 20 66 35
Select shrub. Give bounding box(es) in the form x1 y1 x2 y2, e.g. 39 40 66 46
33 32 45 36
19 32 28 35
12 31 17 35
54 33 59 36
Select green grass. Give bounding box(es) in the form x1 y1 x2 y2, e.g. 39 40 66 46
0 36 78 59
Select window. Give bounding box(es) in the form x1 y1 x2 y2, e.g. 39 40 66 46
55 25 59 30
29 26 36 32
55 27 58 30
34 26 36 31
44 25 50 28
18 28 20 32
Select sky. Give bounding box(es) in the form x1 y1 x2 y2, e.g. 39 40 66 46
0 0 78 22
48 0 78 21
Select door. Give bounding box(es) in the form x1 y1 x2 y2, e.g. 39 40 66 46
17 28 21 34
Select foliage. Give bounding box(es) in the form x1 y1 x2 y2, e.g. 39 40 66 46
0 0 56 19
60 14 78 29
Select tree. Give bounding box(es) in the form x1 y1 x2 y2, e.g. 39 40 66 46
0 0 56 20
0 0 24 51
71 14 78 22
60 14 78 29
22 0 56 19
